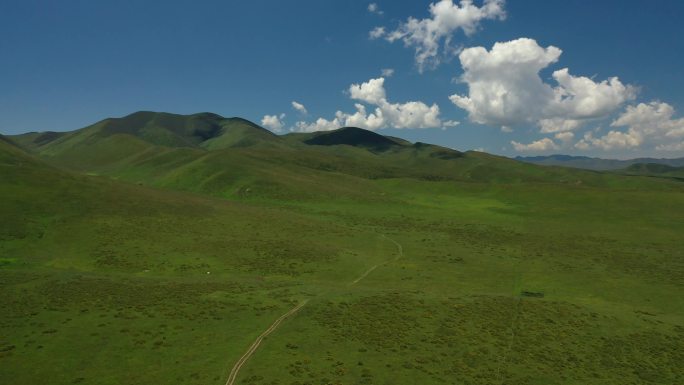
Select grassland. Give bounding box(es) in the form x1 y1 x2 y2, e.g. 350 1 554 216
1 114 683 384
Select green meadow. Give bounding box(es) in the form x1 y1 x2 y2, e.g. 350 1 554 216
1 112 682 384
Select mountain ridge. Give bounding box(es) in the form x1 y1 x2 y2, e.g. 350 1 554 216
6 111 682 201
10 111 279 151
516 154 684 170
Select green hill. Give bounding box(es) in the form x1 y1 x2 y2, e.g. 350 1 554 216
11 111 278 150
9 111 281 170
9 112 678 201
617 162 684 178
1 137 395 384
517 154 684 170
0 133 47 168
299 126 405 151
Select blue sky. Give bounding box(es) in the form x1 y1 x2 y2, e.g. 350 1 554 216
1 0 684 158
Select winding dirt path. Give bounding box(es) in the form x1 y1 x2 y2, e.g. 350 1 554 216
224 299 309 385
349 264 380 285
349 235 403 286
382 235 403 260
224 235 403 385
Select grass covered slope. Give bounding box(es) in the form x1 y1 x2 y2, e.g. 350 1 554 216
517 154 684 171
11 111 279 150
0 143 390 384
301 126 406 151
10 112 680 200
2 113 684 384
8 111 281 171
616 162 684 179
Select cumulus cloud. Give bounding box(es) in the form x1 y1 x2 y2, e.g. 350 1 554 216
450 38 684 154
369 26 386 39
450 38 561 127
549 68 636 119
612 102 684 139
368 3 383 15
381 68 395 77
656 142 684 152
538 118 582 134
373 0 506 71
450 38 636 134
349 77 387 105
291 101 307 115
510 132 573 154
380 100 441 129
575 102 684 151
294 104 385 133
261 113 285 132
554 131 574 143
573 137 590 151
296 116 345 133
574 131 640 151
442 119 460 127
294 77 441 132
511 138 559 152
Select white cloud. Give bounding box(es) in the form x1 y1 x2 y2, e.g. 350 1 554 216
378 99 441 129
295 117 343 133
450 38 562 127
368 3 383 15
349 77 387 104
549 68 636 119
656 142 684 151
574 130 641 151
381 68 395 77
573 139 590 151
554 131 574 142
575 102 684 151
294 77 442 132
293 104 385 133
612 102 684 138
369 26 386 39
376 0 506 71
450 38 636 133
511 138 559 152
538 118 582 134
442 119 460 127
261 113 286 132
343 103 386 131
291 101 308 115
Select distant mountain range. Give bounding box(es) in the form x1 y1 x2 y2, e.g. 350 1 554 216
516 154 684 171
4 111 684 203
6 110 675 202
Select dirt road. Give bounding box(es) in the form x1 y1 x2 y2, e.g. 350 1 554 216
224 299 309 385
224 235 403 384
349 235 403 286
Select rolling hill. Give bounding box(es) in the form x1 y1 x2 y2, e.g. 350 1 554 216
517 154 684 170
11 111 280 151
615 162 684 179
289 126 407 151
8 111 678 201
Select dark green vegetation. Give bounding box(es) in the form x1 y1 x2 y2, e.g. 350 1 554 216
517 154 684 171
2 112 683 385
299 127 406 152
615 163 684 180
